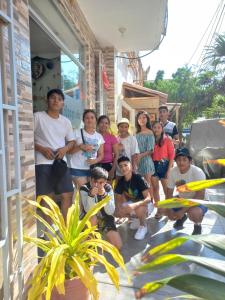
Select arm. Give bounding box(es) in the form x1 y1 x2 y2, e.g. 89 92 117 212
172 125 180 145
86 144 104 166
104 189 115 215
166 187 174 199
55 140 76 159
67 143 93 154
35 143 55 160
109 143 119 178
194 190 205 200
129 189 151 210
80 190 96 213
165 139 175 178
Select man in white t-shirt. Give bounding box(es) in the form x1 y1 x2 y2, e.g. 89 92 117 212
34 89 75 221
165 148 207 235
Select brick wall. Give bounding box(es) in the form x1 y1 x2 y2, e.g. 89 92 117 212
102 47 116 121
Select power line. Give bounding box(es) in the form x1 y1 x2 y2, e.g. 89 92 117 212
196 1 224 69
115 34 166 60
188 0 224 65
195 0 225 74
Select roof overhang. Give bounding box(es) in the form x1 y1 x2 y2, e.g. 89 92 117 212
77 0 168 51
122 82 168 110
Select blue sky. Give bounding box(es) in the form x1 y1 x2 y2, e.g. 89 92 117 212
141 0 225 80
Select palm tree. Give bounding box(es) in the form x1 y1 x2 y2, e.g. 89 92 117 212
203 33 225 69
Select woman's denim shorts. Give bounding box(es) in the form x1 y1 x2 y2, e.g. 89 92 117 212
70 168 90 177
153 160 169 179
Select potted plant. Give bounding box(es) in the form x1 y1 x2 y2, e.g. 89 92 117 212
134 176 225 300
24 193 127 300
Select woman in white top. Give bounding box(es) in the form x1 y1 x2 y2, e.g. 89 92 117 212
68 109 104 189
116 118 140 178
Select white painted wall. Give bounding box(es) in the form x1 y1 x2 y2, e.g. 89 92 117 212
115 53 135 122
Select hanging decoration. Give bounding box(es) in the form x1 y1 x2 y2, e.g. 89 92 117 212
102 65 110 90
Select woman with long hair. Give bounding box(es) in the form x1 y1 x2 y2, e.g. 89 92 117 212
68 109 104 189
151 121 175 219
135 111 155 200
97 115 119 180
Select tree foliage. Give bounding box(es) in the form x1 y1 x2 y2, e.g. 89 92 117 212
203 33 225 70
144 65 224 128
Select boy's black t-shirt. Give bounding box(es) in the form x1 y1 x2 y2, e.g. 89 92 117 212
115 173 149 202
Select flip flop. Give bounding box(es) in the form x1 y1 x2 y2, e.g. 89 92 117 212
154 213 162 220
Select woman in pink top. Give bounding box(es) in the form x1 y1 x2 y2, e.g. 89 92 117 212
151 121 175 219
97 115 119 180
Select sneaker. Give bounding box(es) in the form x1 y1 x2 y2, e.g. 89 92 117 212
173 214 188 229
192 224 202 235
147 202 154 216
134 226 148 240
129 218 140 230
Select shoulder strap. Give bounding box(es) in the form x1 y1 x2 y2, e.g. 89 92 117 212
80 128 85 144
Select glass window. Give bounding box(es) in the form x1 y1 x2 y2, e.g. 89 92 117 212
0 0 8 16
61 52 85 129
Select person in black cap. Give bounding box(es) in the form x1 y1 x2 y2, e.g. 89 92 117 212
165 147 207 235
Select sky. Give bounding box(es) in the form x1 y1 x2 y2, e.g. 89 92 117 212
141 0 225 80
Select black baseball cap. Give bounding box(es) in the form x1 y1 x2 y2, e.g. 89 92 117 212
117 156 131 165
175 148 192 160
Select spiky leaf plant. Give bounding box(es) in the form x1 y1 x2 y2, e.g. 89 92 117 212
24 194 127 300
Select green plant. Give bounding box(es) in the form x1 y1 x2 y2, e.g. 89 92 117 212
135 177 225 300
24 194 127 300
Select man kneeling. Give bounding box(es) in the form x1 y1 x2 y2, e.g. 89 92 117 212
165 148 207 235
80 167 122 250
115 156 152 240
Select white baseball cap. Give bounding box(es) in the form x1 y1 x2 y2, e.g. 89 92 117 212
117 118 130 126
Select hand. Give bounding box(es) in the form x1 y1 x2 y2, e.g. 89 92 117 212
165 171 170 179
89 186 98 197
80 144 94 152
41 147 55 160
55 146 68 159
108 169 115 180
86 158 97 165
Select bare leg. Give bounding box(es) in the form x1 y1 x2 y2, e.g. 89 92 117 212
135 205 148 226
106 230 123 250
151 176 162 218
144 173 153 200
90 215 98 226
61 191 73 221
188 207 204 223
161 178 168 199
72 176 88 190
40 193 55 224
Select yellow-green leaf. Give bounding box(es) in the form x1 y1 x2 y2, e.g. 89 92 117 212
177 178 225 193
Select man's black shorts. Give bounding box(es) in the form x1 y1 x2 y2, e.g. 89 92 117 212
35 164 74 196
98 215 117 233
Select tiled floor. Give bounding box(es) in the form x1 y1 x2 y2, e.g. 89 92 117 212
95 186 225 300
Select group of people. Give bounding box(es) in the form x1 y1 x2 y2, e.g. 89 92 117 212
34 88 207 250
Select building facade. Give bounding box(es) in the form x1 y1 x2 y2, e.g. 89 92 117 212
0 0 168 298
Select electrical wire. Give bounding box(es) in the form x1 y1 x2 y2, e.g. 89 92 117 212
196 1 224 70
115 6 168 60
188 0 224 65
195 0 225 74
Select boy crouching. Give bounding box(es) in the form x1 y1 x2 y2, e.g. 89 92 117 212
80 167 122 250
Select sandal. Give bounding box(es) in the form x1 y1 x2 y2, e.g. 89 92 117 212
154 213 162 220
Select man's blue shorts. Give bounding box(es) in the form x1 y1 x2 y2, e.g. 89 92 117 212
172 205 208 215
